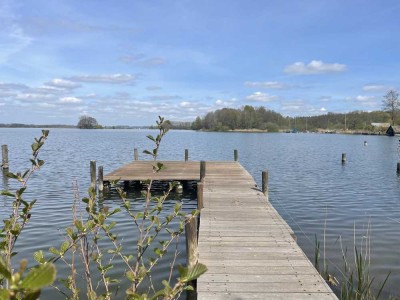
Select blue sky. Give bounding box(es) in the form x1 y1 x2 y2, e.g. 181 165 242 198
0 0 399 125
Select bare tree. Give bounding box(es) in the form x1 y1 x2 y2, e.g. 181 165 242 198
382 90 399 125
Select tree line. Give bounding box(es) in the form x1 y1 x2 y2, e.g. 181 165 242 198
190 106 392 132
190 90 399 132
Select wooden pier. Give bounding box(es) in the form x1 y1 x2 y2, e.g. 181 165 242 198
104 161 337 299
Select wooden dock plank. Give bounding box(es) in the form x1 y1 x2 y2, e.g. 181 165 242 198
104 161 337 299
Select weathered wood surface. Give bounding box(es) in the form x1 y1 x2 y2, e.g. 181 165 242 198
104 161 337 299
104 161 201 181
196 162 337 299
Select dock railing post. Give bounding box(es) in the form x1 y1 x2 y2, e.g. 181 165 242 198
200 161 206 182
185 214 198 269
262 170 269 200
2 145 9 170
342 153 346 164
197 182 204 209
98 166 104 192
234 149 238 161
134 148 139 161
185 149 189 162
185 214 198 299
90 160 96 189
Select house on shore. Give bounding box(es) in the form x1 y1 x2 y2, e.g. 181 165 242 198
386 125 400 136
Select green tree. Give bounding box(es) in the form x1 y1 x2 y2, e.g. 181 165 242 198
77 115 99 129
191 116 202 130
382 90 399 125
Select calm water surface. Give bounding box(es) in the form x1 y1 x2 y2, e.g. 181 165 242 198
1 128 400 297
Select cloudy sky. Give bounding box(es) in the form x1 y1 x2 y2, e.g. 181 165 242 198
1 0 399 125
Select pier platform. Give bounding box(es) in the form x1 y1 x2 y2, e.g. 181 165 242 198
104 161 337 299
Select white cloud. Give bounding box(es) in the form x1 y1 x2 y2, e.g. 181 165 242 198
215 98 237 107
119 54 165 66
68 74 136 84
355 95 375 102
179 101 192 108
60 96 82 103
320 107 327 112
246 92 277 102
284 60 347 75
363 84 387 92
244 81 287 89
46 78 81 89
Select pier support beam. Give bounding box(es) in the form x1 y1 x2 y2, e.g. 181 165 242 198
1 145 9 170
185 215 198 269
397 162 400 174
197 182 204 210
134 148 139 161
342 153 346 164
234 149 238 161
262 170 269 200
98 166 104 192
185 149 189 162
90 160 96 189
200 161 206 182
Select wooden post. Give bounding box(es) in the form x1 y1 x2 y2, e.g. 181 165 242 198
197 182 204 209
98 166 104 192
262 170 269 200
397 162 400 174
200 161 206 182
134 148 139 161
90 160 96 189
185 215 198 269
342 153 346 164
234 149 238 161
1 145 9 169
185 149 189 162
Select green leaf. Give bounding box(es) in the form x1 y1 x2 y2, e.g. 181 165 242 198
60 241 69 253
49 247 59 256
0 257 11 280
74 220 84 232
6 172 19 180
42 130 49 138
0 191 14 197
142 150 153 156
179 263 208 282
33 251 45 264
146 135 156 142
20 263 56 290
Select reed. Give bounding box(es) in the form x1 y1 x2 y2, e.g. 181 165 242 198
314 224 391 300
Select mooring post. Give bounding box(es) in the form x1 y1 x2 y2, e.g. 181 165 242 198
185 214 198 269
342 153 346 164
262 170 269 199
397 162 400 174
134 148 139 161
98 166 104 192
197 181 204 209
185 149 189 162
200 160 206 182
1 145 9 169
90 160 96 189
234 149 238 161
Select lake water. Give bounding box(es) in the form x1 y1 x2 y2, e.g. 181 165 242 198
1 128 400 298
